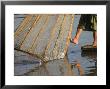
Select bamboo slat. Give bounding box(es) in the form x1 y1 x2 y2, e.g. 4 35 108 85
14 14 74 62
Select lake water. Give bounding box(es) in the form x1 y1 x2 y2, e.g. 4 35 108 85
14 14 97 76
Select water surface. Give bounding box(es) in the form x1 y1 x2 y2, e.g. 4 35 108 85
14 14 97 76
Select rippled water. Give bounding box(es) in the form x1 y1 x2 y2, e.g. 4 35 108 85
67 15 97 76
14 14 97 76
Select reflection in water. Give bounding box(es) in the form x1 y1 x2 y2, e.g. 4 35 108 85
24 48 96 76
68 51 97 76
14 14 97 76
67 43 97 76
64 55 74 76
71 60 84 76
26 56 74 76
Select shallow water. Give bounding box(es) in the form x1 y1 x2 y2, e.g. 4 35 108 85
14 14 97 76
67 15 97 76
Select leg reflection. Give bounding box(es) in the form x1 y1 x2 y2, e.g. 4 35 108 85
71 60 84 76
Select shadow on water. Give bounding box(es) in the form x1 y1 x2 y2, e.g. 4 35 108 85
67 42 97 76
14 14 97 76
81 51 97 76
21 47 97 76
66 14 97 76
15 48 97 76
24 55 74 76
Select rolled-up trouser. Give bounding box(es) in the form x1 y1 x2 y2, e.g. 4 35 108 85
77 14 97 31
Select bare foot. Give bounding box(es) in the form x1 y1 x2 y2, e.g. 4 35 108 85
92 42 97 47
72 37 78 44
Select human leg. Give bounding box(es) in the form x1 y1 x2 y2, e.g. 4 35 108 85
72 28 83 44
92 31 97 47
